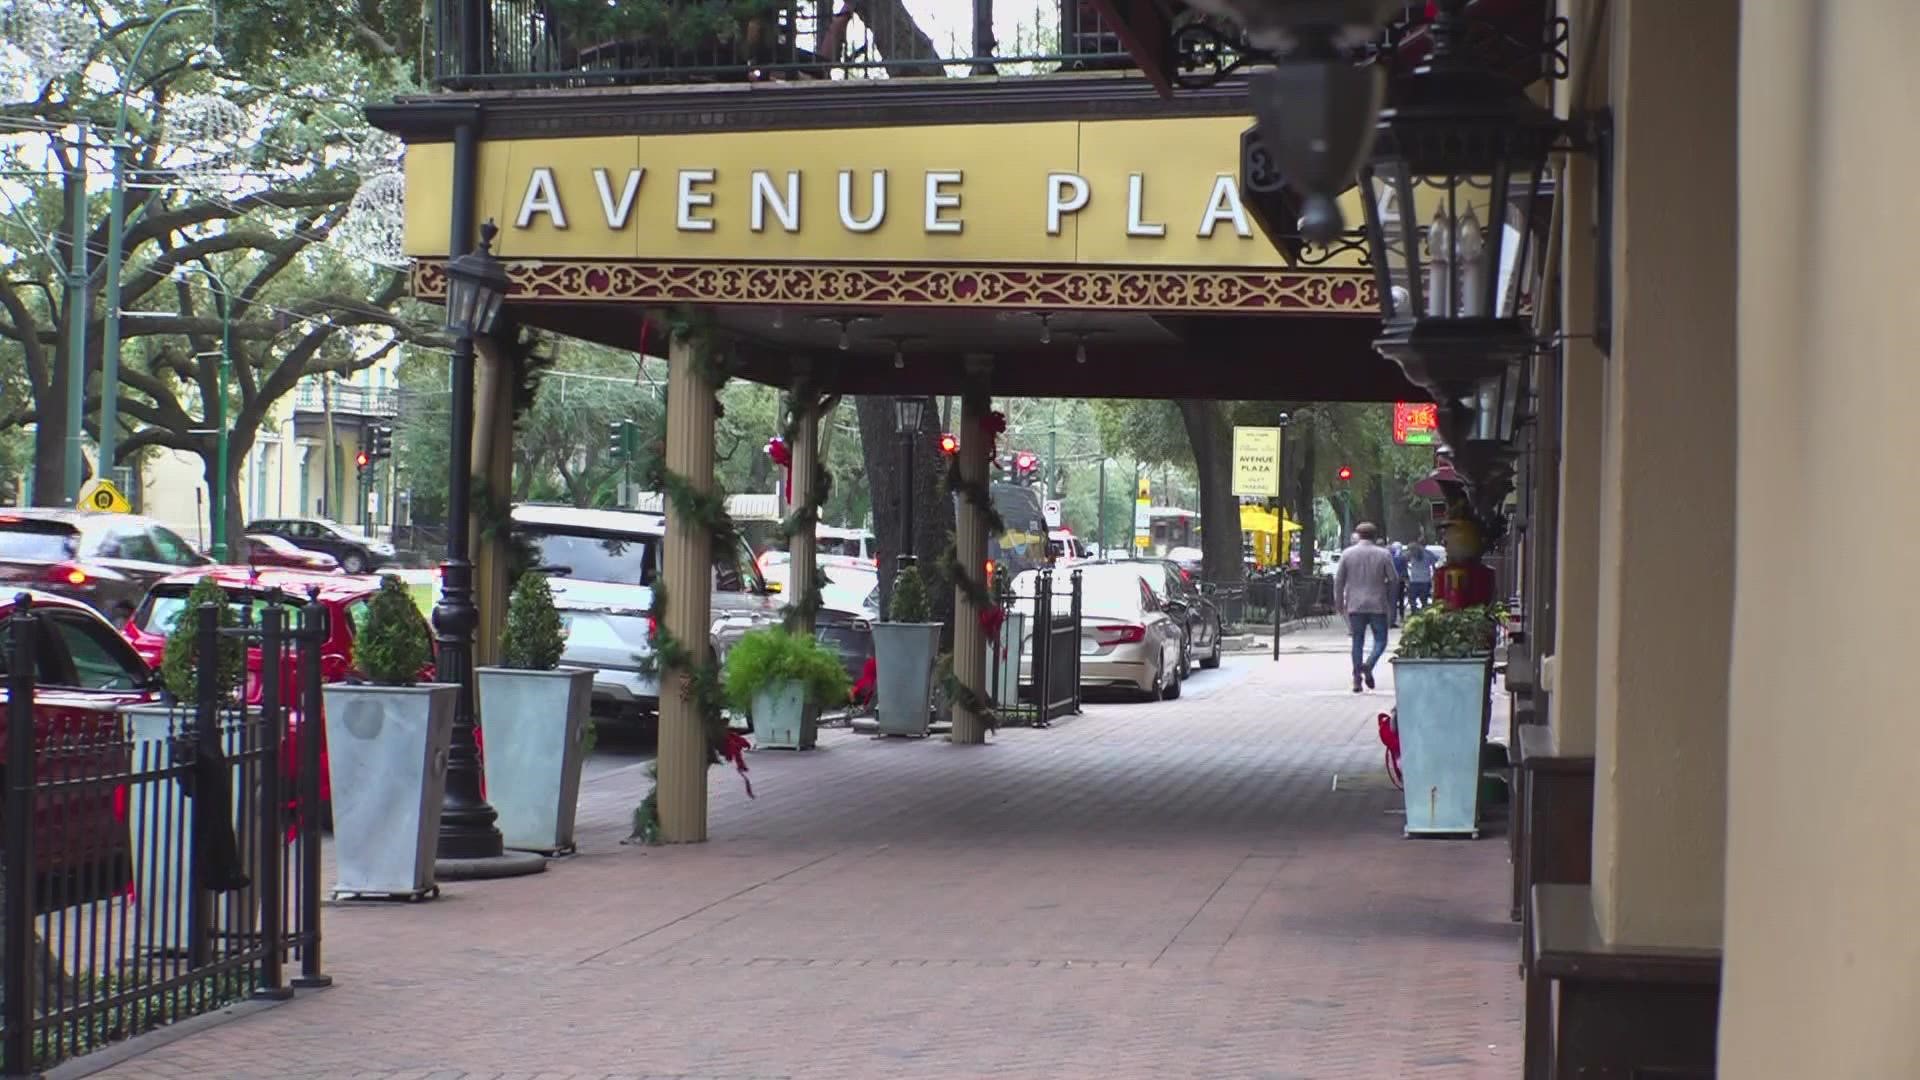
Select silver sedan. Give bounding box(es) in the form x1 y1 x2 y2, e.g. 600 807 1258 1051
1013 563 1186 702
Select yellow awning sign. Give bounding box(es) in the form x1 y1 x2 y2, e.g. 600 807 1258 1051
1232 426 1282 498
78 478 130 513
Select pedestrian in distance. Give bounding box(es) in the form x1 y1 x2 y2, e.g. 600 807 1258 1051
1334 522 1398 694
1405 537 1438 613
1389 541 1410 627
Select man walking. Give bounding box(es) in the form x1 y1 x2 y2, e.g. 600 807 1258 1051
1334 522 1398 693
1405 537 1438 612
1389 541 1410 626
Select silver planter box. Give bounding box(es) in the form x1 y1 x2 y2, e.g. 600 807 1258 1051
475 666 594 854
872 622 941 737
321 682 455 899
751 678 818 750
1390 657 1491 837
120 704 262 955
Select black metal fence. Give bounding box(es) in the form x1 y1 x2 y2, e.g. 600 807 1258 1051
989 567 1081 727
1 595 330 1075
430 0 1136 89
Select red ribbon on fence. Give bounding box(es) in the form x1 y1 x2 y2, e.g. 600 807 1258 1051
766 436 793 504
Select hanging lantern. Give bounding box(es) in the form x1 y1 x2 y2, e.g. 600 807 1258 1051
1357 0 1557 456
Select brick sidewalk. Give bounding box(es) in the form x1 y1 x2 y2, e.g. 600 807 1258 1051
92 626 1520 1080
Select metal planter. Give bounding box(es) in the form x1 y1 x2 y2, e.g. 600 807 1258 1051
1390 657 1491 837
120 704 259 955
476 666 594 854
750 678 818 750
320 682 455 899
871 622 941 737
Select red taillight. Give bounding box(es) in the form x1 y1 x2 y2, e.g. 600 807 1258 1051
47 563 88 586
1179 568 1192 582
1097 624 1146 646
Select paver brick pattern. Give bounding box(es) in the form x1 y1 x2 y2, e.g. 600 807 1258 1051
92 627 1520 1080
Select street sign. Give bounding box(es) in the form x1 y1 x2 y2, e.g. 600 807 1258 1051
77 478 130 513
1231 426 1282 497
1393 402 1439 445
1042 499 1063 528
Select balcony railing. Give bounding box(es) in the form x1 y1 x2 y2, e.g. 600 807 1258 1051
429 0 1137 89
291 382 400 418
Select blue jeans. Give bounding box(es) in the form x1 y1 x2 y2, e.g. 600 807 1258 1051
1349 613 1390 676
1408 581 1433 610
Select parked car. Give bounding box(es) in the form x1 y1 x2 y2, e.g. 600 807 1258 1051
245 518 394 574
242 533 340 572
122 567 396 819
0 509 212 620
1048 530 1090 563
0 590 153 905
1012 562 1184 702
1113 558 1224 672
510 504 782 736
1165 546 1205 577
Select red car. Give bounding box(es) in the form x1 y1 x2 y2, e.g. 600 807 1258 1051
0 590 154 903
123 567 392 815
241 533 340 573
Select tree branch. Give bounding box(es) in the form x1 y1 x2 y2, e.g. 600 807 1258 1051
0 279 52 399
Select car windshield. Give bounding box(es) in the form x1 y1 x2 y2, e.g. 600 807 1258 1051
0 523 77 561
521 528 659 587
136 586 301 636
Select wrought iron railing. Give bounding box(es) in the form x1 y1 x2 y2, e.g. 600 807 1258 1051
290 382 399 418
1 595 330 1074
988 565 1081 727
429 0 1137 89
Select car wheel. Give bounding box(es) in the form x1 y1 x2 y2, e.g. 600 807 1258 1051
341 551 367 574
1162 655 1183 700
1138 660 1164 703
1201 622 1223 670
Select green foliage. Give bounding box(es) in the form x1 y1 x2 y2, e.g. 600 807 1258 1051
722 628 851 712
1395 604 1500 660
888 564 932 623
354 575 433 685
159 577 244 703
501 573 566 671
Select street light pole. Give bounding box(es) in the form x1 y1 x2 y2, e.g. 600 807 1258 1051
893 396 925 571
98 5 212 483
62 130 89 505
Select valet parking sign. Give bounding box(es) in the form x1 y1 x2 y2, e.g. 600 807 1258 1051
1231 427 1282 498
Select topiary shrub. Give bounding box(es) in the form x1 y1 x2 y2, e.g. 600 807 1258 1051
888 564 931 623
159 576 244 703
722 628 851 712
355 574 434 686
500 573 566 670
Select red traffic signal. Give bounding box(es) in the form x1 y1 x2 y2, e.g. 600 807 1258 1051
937 432 960 456
1336 465 1353 482
355 451 371 470
1013 451 1037 472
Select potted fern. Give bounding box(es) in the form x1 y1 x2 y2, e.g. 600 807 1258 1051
321 574 452 899
476 573 595 854
1389 603 1500 837
722 627 850 750
870 566 942 737
123 574 248 952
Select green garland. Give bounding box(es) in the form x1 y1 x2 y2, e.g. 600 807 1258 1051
628 307 745 843
940 453 1004 733
775 384 833 634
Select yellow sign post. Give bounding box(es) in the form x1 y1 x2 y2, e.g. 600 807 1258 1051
77 478 130 513
1134 474 1152 551
1231 426 1282 498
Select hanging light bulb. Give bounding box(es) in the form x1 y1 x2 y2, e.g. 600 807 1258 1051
770 308 785 329
1426 208 1455 319
837 320 850 351
1038 313 1052 345
893 346 905 369
1075 339 1087 365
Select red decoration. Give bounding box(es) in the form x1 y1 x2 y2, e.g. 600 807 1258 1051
979 605 1006 649
765 436 793 504
720 730 755 798
1435 560 1495 610
1377 711 1403 790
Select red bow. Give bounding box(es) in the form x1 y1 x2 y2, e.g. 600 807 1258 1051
720 729 755 798
766 437 793 504
979 605 1006 650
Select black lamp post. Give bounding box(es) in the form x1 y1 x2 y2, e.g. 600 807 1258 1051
436 220 511 863
894 395 925 571
1357 0 1555 517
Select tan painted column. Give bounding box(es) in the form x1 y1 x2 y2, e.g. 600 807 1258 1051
948 371 991 745
1586 0 1737 949
470 337 515 669
785 386 821 636
1543 0 1609 755
658 331 715 843
1720 2 1920 1073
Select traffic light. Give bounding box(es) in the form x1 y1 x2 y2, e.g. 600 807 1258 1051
367 424 394 461
355 450 371 474
937 432 959 456
608 420 630 462
1013 450 1038 474
1337 464 1353 482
